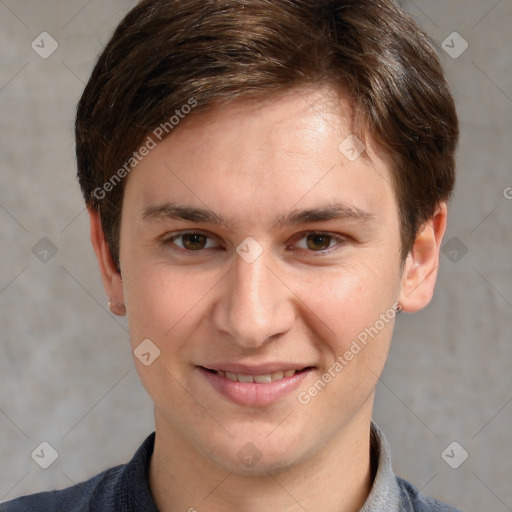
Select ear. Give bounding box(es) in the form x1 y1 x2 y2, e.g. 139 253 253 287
398 202 448 313
87 206 126 316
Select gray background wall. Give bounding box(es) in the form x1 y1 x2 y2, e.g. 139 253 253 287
0 1 510 510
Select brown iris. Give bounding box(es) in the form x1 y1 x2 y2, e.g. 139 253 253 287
181 233 208 250
306 234 332 251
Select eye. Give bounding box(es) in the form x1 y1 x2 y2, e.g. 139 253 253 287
294 232 346 253
164 231 218 251
162 230 347 255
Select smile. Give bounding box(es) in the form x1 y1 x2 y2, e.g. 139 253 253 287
198 366 313 407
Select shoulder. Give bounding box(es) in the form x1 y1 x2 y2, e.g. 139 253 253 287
0 464 124 512
397 476 465 512
1 432 157 512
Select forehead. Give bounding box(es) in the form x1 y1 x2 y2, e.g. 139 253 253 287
180 86 352 155
123 85 397 229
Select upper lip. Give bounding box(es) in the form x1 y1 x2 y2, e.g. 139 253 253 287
200 363 313 375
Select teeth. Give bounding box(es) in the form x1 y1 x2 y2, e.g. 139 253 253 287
254 374 272 383
270 371 284 381
215 369 297 383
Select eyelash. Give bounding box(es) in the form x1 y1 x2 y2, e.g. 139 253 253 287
161 230 348 256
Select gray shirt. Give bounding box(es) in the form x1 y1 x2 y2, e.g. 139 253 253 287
0 422 464 511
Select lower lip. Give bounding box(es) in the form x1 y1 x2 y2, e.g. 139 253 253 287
198 367 312 407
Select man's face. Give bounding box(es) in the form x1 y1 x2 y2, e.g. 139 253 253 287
118 87 404 473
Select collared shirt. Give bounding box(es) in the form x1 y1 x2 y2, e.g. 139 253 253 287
0 423 464 512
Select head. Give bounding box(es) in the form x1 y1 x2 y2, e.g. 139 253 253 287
77 0 458 474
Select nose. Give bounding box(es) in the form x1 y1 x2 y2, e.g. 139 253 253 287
211 248 295 350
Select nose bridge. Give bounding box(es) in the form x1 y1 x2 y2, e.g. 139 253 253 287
212 250 293 348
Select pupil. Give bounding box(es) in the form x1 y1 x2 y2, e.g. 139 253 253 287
307 234 330 251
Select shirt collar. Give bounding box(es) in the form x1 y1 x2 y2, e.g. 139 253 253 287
112 431 159 512
361 421 402 511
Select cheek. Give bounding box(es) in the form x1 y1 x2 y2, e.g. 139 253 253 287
292 260 399 418
122 263 216 351
293 257 399 361
121 264 218 411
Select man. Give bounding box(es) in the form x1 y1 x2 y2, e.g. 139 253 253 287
1 0 463 510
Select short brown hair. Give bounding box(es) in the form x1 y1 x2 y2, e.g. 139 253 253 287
76 0 458 266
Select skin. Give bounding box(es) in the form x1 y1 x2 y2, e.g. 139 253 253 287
89 86 447 512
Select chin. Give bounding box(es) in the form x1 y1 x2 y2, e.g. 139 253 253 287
218 449 300 477
204 429 310 477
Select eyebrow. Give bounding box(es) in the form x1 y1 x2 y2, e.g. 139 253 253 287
141 201 376 230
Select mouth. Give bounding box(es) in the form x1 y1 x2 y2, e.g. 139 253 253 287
198 365 314 407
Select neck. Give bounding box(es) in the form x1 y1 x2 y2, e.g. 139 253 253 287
149 410 374 512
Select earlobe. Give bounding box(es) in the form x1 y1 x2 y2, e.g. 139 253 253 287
87 206 126 316
398 203 448 313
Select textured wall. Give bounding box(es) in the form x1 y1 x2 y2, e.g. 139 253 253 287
0 1 510 511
